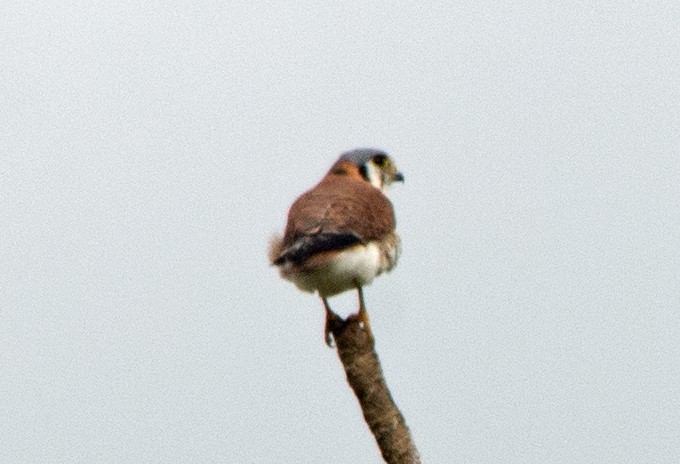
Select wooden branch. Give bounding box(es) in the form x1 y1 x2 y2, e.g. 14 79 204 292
328 313 421 464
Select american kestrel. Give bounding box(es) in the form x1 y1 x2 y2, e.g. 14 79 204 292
269 148 404 346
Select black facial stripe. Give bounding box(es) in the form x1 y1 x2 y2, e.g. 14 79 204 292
359 164 370 182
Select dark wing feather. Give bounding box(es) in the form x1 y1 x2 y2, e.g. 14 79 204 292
276 175 396 264
274 232 361 265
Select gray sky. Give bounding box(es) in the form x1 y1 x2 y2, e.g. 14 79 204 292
2 1 679 463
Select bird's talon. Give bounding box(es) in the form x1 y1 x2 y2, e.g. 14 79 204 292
325 327 335 347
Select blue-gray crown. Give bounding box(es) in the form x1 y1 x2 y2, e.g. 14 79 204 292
338 148 388 166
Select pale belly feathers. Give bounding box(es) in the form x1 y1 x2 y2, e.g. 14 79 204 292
280 240 397 297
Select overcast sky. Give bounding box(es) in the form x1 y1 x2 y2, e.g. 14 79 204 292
2 1 679 463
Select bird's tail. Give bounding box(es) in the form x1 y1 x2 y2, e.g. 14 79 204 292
268 234 284 265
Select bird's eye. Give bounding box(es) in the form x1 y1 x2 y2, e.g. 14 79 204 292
373 155 388 167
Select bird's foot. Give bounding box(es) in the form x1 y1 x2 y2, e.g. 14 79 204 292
347 306 374 341
323 300 342 347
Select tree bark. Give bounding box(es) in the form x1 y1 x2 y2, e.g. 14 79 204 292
328 313 421 464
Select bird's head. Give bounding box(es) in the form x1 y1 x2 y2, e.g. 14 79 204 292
329 148 404 191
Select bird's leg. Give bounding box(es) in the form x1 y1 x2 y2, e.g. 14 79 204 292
322 297 341 347
348 284 373 340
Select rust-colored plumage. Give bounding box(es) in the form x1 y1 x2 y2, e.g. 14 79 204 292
276 163 396 266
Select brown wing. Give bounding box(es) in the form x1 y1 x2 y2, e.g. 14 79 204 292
275 175 396 264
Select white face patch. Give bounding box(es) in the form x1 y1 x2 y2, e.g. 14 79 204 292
364 161 384 190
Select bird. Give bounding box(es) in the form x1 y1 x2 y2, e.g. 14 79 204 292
269 148 404 346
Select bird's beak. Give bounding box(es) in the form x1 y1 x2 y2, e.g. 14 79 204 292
393 171 405 183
